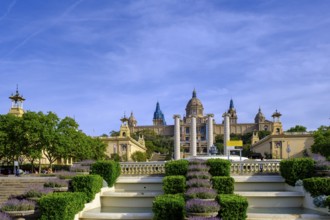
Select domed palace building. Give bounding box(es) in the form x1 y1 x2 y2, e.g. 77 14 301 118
128 89 279 157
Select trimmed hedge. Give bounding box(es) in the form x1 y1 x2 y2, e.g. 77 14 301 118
280 158 315 186
163 175 186 194
39 192 87 220
152 194 185 220
165 160 189 176
303 177 330 197
211 176 234 194
71 174 103 202
326 196 330 212
206 159 231 176
91 160 121 187
216 194 248 220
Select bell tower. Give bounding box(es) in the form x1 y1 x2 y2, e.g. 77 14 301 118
271 110 283 135
9 85 25 117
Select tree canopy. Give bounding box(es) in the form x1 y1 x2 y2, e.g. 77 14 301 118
0 111 106 169
286 125 307 132
311 126 330 160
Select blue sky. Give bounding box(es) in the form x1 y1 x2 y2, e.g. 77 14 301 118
1 0 330 136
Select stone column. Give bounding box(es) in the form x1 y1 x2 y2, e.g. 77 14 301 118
190 116 197 157
223 112 230 156
173 115 181 160
207 114 214 154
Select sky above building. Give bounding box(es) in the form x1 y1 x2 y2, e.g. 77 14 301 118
1 0 329 136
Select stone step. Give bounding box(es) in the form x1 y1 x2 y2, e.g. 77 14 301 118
236 191 304 208
234 175 286 191
79 207 153 220
101 191 163 208
247 207 330 219
115 176 163 192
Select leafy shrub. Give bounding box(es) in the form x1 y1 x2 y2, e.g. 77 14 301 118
71 174 103 202
303 177 330 197
185 187 217 200
186 179 212 188
211 176 234 194
325 196 330 212
206 159 231 176
163 176 186 194
186 171 211 180
152 194 185 220
280 158 315 186
165 160 189 176
216 194 248 220
131 151 147 162
91 160 121 187
185 199 220 213
39 192 87 220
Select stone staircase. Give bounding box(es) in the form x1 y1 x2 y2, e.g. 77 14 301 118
79 176 163 220
149 153 167 161
234 175 330 220
78 175 330 220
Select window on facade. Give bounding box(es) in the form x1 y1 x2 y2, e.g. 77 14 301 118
185 137 189 141
264 125 268 131
186 127 190 134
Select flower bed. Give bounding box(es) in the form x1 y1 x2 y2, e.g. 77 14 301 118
185 187 217 200
186 179 212 188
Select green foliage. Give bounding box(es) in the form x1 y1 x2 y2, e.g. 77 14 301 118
163 176 186 194
91 160 121 187
325 196 330 212
312 126 330 159
131 151 147 162
39 192 87 220
211 176 234 194
206 159 231 176
71 174 103 202
280 158 315 186
165 160 189 176
303 177 330 197
216 194 248 220
110 153 121 162
287 125 307 132
152 194 185 220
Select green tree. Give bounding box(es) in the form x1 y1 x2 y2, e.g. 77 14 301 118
287 125 307 132
131 151 147 162
311 126 330 160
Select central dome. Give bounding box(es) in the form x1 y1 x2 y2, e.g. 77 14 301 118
185 89 204 117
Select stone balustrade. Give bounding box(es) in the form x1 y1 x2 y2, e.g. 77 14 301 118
119 160 281 175
120 162 165 175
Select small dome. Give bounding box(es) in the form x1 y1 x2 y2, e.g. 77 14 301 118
185 89 204 117
255 107 265 123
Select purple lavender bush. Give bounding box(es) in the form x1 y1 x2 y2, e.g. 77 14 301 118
186 199 220 213
185 187 217 199
188 159 207 165
187 179 212 188
0 199 36 211
188 164 210 172
188 217 221 220
23 186 53 199
0 212 12 220
186 171 211 180
44 178 68 188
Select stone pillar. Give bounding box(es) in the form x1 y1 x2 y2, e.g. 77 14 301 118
223 112 230 156
190 116 197 157
207 114 214 154
173 115 181 160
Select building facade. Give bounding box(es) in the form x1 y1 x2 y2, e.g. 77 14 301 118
128 89 278 156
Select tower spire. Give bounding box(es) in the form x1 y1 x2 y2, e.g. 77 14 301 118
192 89 196 98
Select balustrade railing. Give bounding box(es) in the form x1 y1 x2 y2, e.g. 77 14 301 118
119 160 281 176
120 162 165 175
